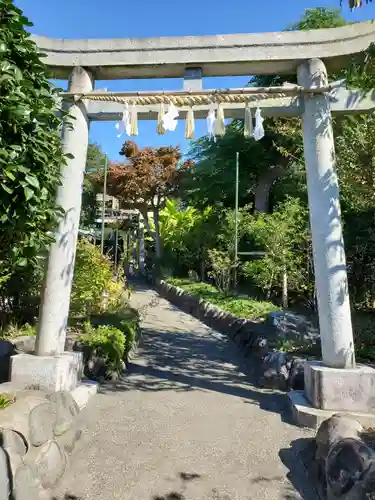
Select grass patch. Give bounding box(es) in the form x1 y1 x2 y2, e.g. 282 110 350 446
0 322 36 339
168 278 279 320
0 393 15 409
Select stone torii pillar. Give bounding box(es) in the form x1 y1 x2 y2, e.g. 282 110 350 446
298 58 355 370
297 59 375 416
10 66 93 391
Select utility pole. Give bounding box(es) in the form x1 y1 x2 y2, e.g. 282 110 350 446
234 152 239 288
100 154 108 254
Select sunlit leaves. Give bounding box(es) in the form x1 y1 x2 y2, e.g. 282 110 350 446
0 0 67 284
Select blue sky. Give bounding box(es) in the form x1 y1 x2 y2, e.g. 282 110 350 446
15 0 373 162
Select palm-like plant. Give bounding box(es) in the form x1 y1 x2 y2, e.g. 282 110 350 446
344 0 372 8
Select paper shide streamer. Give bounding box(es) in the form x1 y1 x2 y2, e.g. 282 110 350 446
115 103 138 137
253 107 265 141
206 107 216 142
162 102 179 132
113 99 266 141
185 107 195 139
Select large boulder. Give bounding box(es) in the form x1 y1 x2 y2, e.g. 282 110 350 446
326 438 375 499
316 414 364 464
267 310 320 346
288 357 305 390
314 414 374 498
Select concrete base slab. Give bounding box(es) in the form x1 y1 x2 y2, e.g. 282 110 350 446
10 352 83 392
71 381 98 410
288 390 375 430
304 360 375 413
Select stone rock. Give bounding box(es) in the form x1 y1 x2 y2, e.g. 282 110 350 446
47 391 79 436
0 340 15 358
259 350 290 390
0 428 28 456
33 440 67 489
325 437 375 499
316 414 364 463
73 341 108 380
0 447 10 500
224 316 246 339
267 310 320 344
243 336 269 359
12 336 36 354
288 357 305 390
58 426 83 454
14 464 42 500
0 340 16 383
29 402 56 447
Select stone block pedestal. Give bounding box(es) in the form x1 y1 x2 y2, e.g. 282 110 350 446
10 352 83 392
288 361 375 429
304 361 375 413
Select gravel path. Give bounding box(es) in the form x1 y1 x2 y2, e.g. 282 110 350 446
52 285 315 500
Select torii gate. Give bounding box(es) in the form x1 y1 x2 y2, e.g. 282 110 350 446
12 22 375 420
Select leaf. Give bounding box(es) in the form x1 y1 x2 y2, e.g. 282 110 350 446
1 183 13 194
4 170 15 180
23 186 34 201
25 174 40 189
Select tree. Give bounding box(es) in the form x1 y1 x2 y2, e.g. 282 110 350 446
242 199 310 305
158 199 216 278
81 143 105 229
0 0 66 323
342 0 372 9
92 141 186 260
183 8 349 215
86 142 106 172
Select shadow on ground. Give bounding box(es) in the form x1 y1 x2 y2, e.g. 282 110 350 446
100 326 291 422
97 288 318 500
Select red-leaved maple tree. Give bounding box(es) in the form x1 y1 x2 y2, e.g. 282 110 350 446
92 141 189 259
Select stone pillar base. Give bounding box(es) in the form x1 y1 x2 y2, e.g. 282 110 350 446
304 360 375 413
10 352 83 392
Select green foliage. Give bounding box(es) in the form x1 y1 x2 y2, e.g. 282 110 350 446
287 7 348 31
0 0 66 283
86 142 106 172
0 1 67 327
207 249 235 294
0 322 36 338
169 278 278 320
158 199 216 275
0 393 15 409
88 309 139 357
335 114 375 213
81 143 105 229
71 239 126 316
80 324 125 375
242 199 311 298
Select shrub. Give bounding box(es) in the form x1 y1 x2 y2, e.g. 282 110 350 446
89 309 139 357
169 278 278 320
0 322 36 338
71 239 126 316
80 324 125 376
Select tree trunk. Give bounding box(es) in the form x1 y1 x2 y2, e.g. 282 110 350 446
282 268 288 309
153 206 162 260
200 260 205 281
254 164 285 213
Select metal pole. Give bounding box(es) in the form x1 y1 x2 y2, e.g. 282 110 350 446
114 227 119 276
100 154 108 254
234 152 239 288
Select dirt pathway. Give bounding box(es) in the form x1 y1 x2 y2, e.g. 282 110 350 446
52 285 315 500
